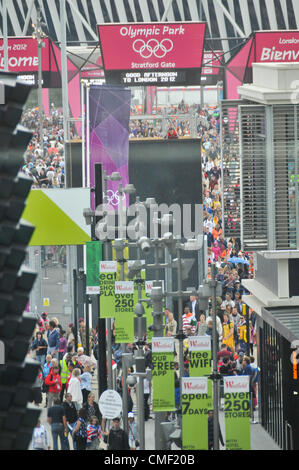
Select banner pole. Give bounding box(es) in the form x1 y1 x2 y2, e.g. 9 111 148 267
86 84 90 188
60 0 69 187
81 80 86 187
211 263 220 450
2 0 8 72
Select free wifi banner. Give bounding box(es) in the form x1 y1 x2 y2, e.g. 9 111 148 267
188 336 213 412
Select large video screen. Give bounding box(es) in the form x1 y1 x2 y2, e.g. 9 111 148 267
129 138 202 242
98 22 206 86
129 138 203 299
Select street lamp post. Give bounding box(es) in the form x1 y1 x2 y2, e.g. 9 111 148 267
103 170 122 390
115 183 136 436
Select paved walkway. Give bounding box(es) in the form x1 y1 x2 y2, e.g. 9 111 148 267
31 370 280 451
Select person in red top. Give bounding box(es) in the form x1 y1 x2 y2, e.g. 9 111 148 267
217 343 233 362
45 365 62 408
167 127 178 139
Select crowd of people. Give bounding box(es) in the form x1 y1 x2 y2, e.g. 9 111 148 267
25 99 257 450
30 315 133 451
129 101 220 139
161 104 259 427
20 105 66 188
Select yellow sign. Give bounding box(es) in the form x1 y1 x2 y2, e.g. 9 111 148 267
43 298 50 307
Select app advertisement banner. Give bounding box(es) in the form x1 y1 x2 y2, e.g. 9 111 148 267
224 376 251 450
86 241 102 295
99 261 117 319
182 377 209 450
152 338 175 412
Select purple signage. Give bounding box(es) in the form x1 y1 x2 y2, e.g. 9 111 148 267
88 86 131 208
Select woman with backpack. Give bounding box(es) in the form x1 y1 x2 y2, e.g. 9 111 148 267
72 408 88 450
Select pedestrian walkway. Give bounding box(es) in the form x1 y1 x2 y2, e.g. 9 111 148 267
29 348 279 451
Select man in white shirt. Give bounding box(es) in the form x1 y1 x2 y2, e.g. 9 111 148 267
221 292 235 312
204 215 214 233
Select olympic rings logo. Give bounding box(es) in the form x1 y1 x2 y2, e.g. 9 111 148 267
104 190 126 206
133 39 173 59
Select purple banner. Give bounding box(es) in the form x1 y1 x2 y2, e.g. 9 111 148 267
88 86 131 208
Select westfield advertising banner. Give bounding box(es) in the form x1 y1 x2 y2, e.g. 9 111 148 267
114 281 135 343
99 261 117 319
223 376 251 450
152 337 176 412
182 377 209 450
98 22 206 86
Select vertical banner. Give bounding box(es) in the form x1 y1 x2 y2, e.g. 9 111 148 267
86 241 102 294
182 377 209 450
114 281 135 343
99 261 117 318
224 376 251 450
188 336 213 409
188 336 212 376
88 86 131 209
152 337 175 412
113 254 134 343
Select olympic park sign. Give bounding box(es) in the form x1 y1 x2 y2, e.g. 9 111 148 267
98 22 206 86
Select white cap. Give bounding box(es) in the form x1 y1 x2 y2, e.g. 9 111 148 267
128 412 134 418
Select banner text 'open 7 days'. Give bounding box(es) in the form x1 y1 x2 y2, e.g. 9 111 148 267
152 337 175 412
182 377 209 450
